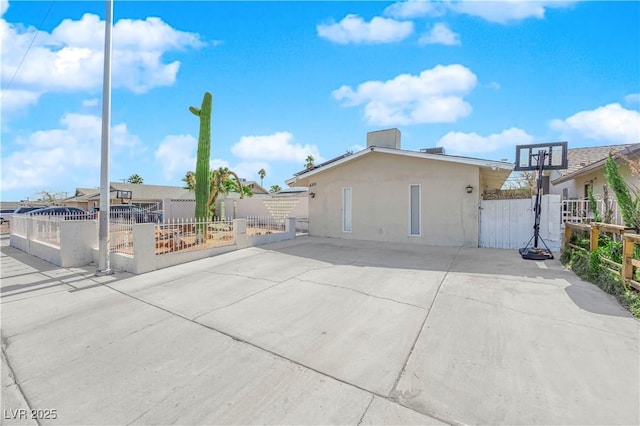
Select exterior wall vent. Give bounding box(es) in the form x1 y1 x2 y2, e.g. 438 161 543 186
420 147 445 155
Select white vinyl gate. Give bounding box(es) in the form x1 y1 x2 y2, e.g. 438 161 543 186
479 194 562 251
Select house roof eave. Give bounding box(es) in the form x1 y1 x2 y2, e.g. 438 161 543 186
286 146 514 186
551 143 639 185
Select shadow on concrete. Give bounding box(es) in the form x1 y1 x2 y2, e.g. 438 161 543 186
1 244 133 300
563 278 633 318
265 236 635 319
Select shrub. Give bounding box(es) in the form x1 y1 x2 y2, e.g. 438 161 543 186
561 246 640 319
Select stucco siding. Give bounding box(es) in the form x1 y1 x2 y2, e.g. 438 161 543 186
551 162 637 200
306 152 480 247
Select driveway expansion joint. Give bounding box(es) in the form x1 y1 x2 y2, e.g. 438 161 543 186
389 246 461 394
295 277 427 310
191 281 285 320
2 342 40 426
441 290 638 339
99 281 459 425
356 395 375 426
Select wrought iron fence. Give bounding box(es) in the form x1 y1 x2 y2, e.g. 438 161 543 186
30 215 62 247
110 218 134 255
155 218 235 255
246 215 286 235
11 214 28 237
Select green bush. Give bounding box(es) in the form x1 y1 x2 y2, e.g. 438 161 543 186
561 246 640 319
625 291 640 317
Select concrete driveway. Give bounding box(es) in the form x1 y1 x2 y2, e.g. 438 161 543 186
1 236 638 425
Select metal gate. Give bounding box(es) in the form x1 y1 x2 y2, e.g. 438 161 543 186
479 195 561 250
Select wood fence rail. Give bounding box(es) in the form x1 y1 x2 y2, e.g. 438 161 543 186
564 222 640 291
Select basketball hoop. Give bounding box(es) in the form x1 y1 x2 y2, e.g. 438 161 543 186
116 190 132 204
514 142 568 260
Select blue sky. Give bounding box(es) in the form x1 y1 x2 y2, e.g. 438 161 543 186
1 0 639 202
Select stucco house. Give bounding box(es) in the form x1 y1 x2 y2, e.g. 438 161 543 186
63 183 194 211
285 129 513 247
549 143 639 224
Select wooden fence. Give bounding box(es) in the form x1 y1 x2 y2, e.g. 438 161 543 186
564 222 640 291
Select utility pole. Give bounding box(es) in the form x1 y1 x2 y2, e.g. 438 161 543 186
96 0 114 276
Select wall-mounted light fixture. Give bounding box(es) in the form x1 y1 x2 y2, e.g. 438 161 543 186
465 185 473 194
309 192 316 198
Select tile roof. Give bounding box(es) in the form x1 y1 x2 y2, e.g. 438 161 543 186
65 183 195 202
561 144 635 176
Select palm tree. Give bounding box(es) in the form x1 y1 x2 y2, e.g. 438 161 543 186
258 168 266 186
269 184 282 193
127 174 144 184
304 155 315 170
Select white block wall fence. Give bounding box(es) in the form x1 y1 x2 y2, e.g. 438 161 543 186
10 217 297 274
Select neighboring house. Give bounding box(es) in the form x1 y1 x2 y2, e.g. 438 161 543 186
549 143 639 224
550 144 638 200
240 180 269 195
63 183 194 212
285 129 513 247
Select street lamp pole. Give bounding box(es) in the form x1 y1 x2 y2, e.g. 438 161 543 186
96 0 113 276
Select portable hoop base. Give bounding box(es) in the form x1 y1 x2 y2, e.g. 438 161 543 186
519 247 554 260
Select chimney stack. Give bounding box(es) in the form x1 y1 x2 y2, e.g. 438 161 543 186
366 128 401 150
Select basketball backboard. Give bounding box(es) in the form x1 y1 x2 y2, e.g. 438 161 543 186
514 141 568 171
116 190 132 200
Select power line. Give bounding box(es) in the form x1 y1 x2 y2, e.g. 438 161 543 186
1 1 55 99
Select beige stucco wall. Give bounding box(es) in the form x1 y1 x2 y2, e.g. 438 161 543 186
301 152 481 247
551 163 637 200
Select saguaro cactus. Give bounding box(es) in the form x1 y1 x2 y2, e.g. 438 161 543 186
189 92 213 221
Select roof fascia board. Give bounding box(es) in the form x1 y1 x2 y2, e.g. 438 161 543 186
286 147 513 185
554 143 640 184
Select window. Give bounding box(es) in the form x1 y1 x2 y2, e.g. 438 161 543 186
409 184 421 236
342 187 352 233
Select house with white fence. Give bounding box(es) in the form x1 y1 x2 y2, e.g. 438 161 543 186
285 128 514 248
549 144 639 225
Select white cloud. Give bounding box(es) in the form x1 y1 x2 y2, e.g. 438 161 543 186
384 0 447 19
550 103 640 145
1 113 141 192
231 132 322 163
437 127 534 154
82 98 99 107
155 134 196 180
154 134 233 181
0 0 8 18
0 11 203 110
625 93 640 104
333 64 477 126
0 89 42 115
384 0 576 24
448 0 576 24
349 144 366 153
418 22 460 46
317 14 413 44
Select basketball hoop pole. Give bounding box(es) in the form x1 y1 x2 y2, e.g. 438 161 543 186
533 150 546 248
519 149 554 260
